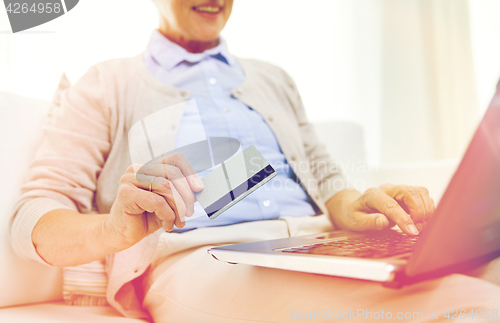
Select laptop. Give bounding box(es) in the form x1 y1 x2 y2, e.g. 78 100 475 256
208 85 500 287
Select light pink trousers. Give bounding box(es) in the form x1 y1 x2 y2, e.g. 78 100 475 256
141 215 500 323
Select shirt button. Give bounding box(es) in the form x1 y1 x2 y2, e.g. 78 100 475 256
223 108 230 113
209 77 217 85
234 88 243 95
263 200 271 207
291 155 297 161
268 115 274 122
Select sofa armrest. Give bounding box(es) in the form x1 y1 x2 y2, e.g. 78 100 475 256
0 92 63 308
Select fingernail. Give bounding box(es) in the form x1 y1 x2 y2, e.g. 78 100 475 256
194 177 203 189
407 224 419 235
376 217 384 229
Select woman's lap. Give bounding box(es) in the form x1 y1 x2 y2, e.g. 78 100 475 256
142 246 500 323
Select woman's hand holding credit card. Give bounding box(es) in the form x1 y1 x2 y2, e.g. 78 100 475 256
122 145 275 239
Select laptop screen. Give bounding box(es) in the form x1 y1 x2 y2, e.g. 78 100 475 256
406 82 500 276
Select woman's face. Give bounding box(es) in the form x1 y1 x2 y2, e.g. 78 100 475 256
156 0 234 43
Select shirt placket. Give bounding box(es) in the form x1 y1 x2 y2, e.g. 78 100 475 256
201 57 278 219
202 57 242 141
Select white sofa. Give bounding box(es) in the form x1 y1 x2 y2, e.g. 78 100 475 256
0 92 148 322
0 92 458 322
313 121 459 203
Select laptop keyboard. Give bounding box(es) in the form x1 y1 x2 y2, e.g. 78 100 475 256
280 232 419 259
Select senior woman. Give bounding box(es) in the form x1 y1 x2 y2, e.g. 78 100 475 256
10 0 500 322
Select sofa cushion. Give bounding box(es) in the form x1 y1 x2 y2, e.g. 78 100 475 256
0 92 63 308
0 301 148 322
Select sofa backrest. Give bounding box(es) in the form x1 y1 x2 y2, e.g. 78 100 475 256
0 92 63 308
313 121 371 192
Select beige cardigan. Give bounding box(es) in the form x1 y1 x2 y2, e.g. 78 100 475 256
10 54 345 319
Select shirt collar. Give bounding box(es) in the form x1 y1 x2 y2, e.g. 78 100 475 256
146 29 235 71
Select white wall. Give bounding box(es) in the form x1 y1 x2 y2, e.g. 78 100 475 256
0 0 384 162
1 0 500 164
222 0 383 163
469 0 500 115
0 0 158 99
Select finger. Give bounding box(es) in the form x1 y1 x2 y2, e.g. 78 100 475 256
137 166 196 217
119 172 136 186
125 164 146 175
137 152 203 192
117 183 176 232
350 212 390 231
161 219 174 232
124 171 191 225
390 185 427 223
136 162 199 215
361 189 419 235
121 167 189 230
170 186 187 228
418 186 435 222
145 212 164 233
162 152 204 191
157 179 186 227
129 173 190 222
420 198 435 232
159 166 195 217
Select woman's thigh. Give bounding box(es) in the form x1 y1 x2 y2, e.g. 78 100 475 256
142 247 500 323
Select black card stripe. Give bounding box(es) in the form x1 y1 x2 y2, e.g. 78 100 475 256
205 164 276 218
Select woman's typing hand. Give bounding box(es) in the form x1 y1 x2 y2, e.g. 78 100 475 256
326 184 435 236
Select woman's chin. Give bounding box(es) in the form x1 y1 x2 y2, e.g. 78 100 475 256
188 20 224 41
192 30 222 43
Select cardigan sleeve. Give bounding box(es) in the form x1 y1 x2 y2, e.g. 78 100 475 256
10 67 112 264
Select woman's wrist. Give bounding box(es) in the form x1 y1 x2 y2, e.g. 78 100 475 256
100 213 138 255
33 210 124 266
88 213 125 256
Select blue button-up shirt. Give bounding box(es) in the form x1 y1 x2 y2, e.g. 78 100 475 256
144 30 315 231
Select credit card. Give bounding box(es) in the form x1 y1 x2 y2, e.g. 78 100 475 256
195 145 277 219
